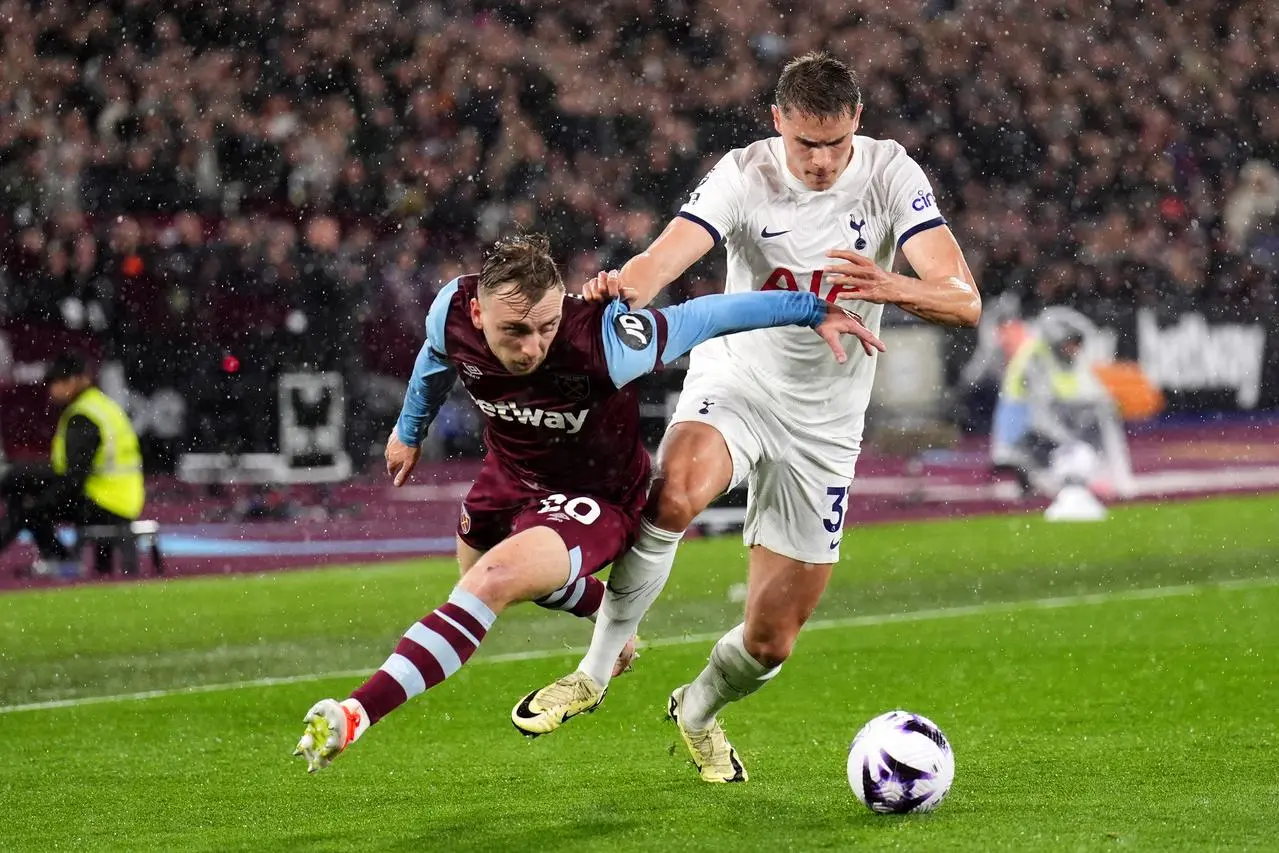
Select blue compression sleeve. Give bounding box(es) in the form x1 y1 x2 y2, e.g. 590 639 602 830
602 291 826 388
395 280 460 447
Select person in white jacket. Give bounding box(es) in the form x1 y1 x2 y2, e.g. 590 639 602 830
991 308 1135 501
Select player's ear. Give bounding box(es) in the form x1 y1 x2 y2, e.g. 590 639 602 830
469 297 484 330
851 103 863 134
771 104 783 133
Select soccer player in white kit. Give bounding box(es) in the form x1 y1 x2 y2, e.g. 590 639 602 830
512 52 981 782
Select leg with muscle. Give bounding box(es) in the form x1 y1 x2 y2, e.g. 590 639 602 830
456 533 605 627
672 547 832 783
577 421 734 685
465 496 608 621
294 526 571 772
514 422 735 737
681 546 833 730
455 536 485 576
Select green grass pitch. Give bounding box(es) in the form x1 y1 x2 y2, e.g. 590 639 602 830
1 494 1277 851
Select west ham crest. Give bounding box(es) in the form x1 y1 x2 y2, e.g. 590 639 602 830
555 373 591 401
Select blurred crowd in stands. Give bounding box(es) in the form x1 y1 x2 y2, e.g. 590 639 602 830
1 0 1277 446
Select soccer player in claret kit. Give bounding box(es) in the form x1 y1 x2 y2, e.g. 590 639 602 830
516 53 982 783
293 234 884 772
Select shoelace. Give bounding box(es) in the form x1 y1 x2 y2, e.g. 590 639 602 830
540 675 594 707
687 722 732 763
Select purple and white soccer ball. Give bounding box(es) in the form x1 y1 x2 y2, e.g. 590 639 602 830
847 710 954 814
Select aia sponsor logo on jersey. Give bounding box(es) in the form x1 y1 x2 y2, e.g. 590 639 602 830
761 267 861 302
555 373 591 401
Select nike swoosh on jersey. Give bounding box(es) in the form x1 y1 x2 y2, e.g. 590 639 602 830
760 227 791 238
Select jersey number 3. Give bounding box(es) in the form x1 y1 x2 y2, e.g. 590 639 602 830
823 486 848 534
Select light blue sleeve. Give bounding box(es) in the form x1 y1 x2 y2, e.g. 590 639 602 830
601 291 827 388
395 279 460 448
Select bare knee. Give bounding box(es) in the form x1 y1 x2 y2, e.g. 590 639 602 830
649 479 702 532
742 624 800 669
647 423 733 532
460 561 522 611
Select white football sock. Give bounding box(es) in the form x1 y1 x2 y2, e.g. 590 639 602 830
679 623 780 731
577 518 683 687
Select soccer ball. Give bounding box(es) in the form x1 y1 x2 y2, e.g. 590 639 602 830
847 710 954 814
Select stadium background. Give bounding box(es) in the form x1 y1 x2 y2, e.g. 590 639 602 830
3 3 1279 849
3 2 1276 430
4 0 1277 574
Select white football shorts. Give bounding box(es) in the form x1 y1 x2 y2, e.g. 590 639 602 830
670 371 861 565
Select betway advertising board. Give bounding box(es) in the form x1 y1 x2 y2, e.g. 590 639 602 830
1136 310 1265 409
1107 306 1276 412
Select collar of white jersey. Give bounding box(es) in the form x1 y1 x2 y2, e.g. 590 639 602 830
770 134 867 195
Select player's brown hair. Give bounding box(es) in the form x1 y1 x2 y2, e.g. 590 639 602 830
775 52 861 118
479 233 563 306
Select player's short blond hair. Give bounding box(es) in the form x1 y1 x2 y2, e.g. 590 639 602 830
480 233 563 306
775 52 861 119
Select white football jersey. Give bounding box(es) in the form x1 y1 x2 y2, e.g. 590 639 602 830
678 134 946 431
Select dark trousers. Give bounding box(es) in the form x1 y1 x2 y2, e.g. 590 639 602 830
0 464 130 574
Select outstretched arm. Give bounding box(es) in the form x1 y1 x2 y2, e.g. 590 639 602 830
601 291 884 388
607 216 717 309
394 344 457 448
585 152 742 308
388 281 460 486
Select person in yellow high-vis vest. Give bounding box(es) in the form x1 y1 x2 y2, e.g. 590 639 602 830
990 309 1134 500
0 353 144 578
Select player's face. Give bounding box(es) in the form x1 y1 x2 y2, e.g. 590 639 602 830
772 104 861 191
471 285 565 375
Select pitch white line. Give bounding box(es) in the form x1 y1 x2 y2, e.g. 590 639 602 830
825 466 1279 502
2 575 1275 715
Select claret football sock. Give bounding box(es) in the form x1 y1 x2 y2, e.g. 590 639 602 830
351 586 497 724
533 575 605 619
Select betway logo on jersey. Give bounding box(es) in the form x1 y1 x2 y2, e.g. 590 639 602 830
761 268 860 302
473 399 589 433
